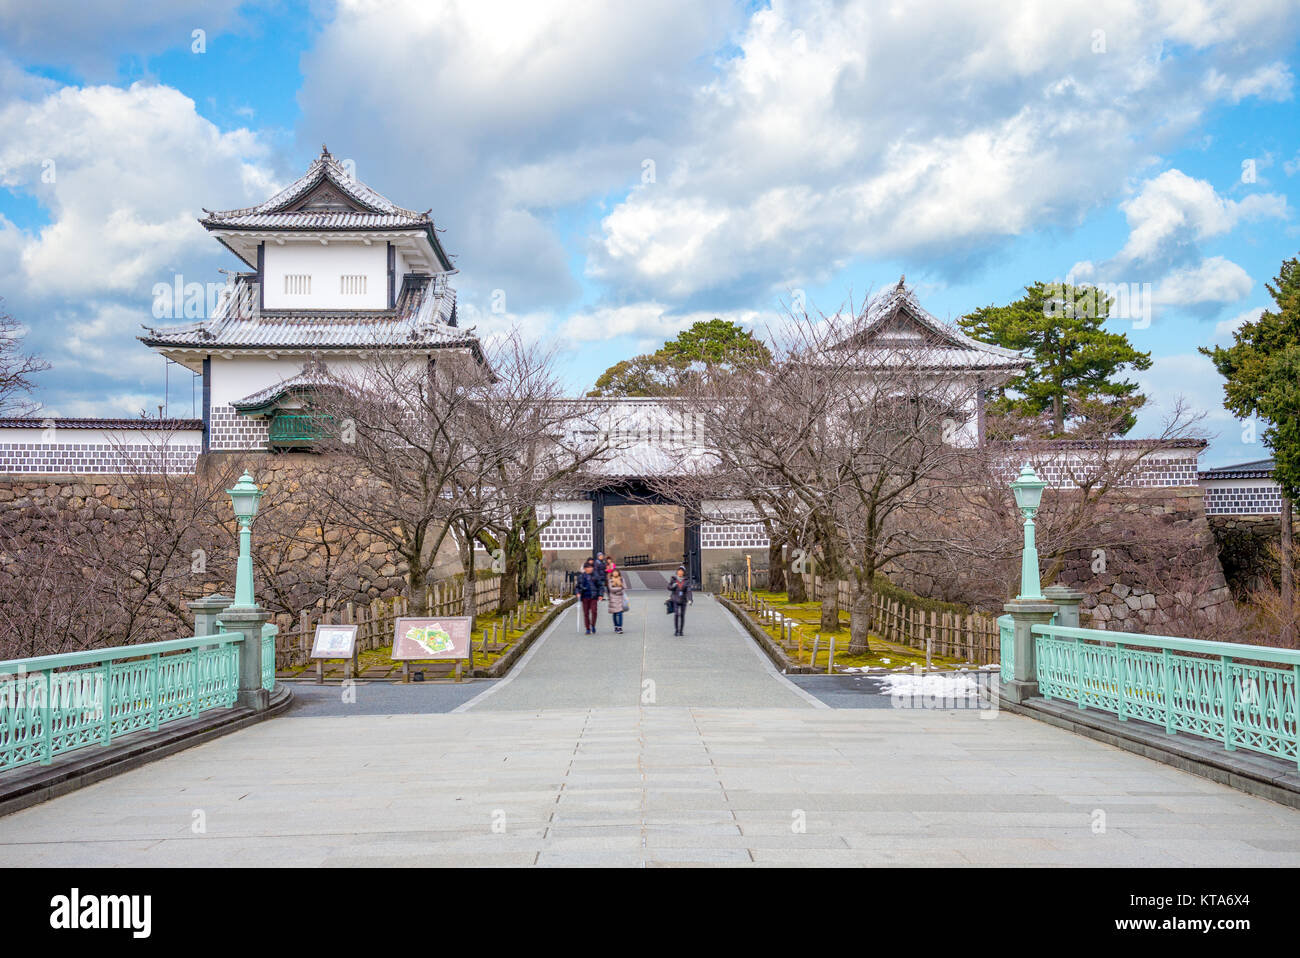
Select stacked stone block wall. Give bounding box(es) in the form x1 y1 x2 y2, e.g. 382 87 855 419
1206 514 1283 598
1053 487 1233 630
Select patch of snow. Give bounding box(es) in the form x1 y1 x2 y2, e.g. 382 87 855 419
879 672 981 697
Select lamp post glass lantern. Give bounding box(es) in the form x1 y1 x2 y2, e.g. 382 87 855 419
227 470 263 608
1010 463 1048 600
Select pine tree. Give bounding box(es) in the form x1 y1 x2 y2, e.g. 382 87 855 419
959 281 1152 436
1201 255 1300 642
588 319 771 396
1201 256 1300 500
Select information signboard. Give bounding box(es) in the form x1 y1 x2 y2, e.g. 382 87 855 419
391 616 472 661
310 624 358 659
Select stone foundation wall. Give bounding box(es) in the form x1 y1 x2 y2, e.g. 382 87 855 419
1207 514 1282 597
1053 487 1233 630
0 451 462 620
198 450 462 600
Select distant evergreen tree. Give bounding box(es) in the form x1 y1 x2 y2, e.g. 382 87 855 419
1201 255 1300 638
959 281 1152 436
1201 256 1300 502
588 319 771 396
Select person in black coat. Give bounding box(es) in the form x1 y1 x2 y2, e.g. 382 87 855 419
592 552 609 595
667 566 693 636
575 559 604 634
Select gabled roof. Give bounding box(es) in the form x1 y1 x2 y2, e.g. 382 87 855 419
139 272 476 353
1198 458 1275 480
202 145 426 225
230 361 340 414
200 146 454 271
828 278 1028 372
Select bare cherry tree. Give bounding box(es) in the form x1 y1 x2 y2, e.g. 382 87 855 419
249 468 372 620
894 396 1210 613
0 430 240 656
677 292 988 652
306 345 490 615
0 301 50 418
470 335 612 613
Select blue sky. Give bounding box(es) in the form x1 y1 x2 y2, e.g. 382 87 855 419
0 0 1298 466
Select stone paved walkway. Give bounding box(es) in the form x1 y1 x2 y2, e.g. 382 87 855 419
464 591 819 711
1 594 1298 866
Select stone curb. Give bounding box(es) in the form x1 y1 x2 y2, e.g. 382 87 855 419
0 685 295 819
998 693 1300 811
717 594 815 674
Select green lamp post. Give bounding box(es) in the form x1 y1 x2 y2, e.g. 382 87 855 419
226 470 263 608
1009 463 1048 600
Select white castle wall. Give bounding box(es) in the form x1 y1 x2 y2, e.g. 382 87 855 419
0 425 202 474
1202 477 1283 516
701 499 769 550
207 356 415 450
998 450 1202 489
261 241 388 310
538 500 593 551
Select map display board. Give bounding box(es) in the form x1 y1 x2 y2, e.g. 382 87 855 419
310 624 358 659
391 616 472 660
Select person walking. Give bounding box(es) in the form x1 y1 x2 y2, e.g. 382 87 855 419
575 559 604 634
667 566 692 636
593 551 609 598
607 569 628 634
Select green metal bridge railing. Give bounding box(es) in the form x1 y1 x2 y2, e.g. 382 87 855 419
998 614 1014 683
1032 623 1300 767
0 633 244 773
260 623 277 692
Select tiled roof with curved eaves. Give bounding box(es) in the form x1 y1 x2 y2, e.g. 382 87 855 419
200 146 429 229
1197 458 1275 480
823 278 1029 372
138 273 475 351
203 211 431 231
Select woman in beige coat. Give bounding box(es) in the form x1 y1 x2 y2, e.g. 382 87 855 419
606 570 628 634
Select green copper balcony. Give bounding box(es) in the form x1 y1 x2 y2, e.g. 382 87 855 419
268 412 333 447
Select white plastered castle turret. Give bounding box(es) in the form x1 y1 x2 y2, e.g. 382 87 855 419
139 145 480 453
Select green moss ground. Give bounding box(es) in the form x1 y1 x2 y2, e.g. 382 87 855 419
278 600 562 680
740 589 976 672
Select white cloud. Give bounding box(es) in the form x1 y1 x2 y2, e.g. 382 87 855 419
0 82 274 295
287 0 1300 308
50 393 165 419
1205 61 1294 103
587 0 1300 298
1213 305 1264 339
0 80 275 416
1116 169 1287 264
559 303 766 344
0 82 274 296
0 1 246 79
1151 256 1253 306
294 0 741 311
454 300 558 345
